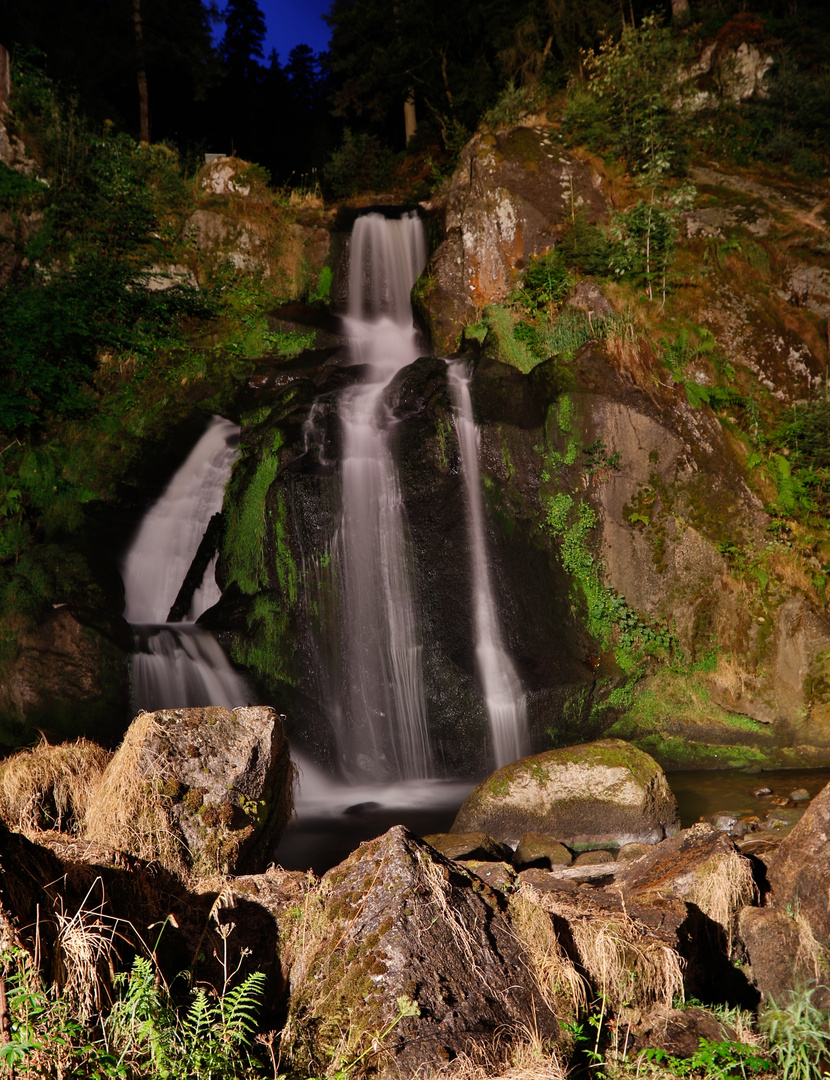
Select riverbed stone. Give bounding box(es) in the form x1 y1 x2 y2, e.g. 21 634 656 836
513 832 573 869
282 826 564 1078
451 739 680 849
422 831 513 863
85 706 294 876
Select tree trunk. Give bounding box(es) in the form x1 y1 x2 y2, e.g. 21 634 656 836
133 0 150 142
404 88 417 144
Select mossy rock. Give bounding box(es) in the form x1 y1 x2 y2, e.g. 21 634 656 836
451 738 680 849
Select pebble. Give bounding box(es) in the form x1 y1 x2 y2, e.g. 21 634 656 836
753 787 773 797
789 788 811 803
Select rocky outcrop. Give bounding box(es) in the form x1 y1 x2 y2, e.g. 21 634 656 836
282 826 566 1077
420 127 606 352
186 157 331 298
451 739 679 849
84 706 295 876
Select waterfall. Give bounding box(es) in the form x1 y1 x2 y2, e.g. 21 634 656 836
332 212 433 781
122 415 253 711
448 362 530 767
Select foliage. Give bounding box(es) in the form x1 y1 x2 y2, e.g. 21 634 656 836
0 944 268 1080
517 251 574 313
762 986 830 1080
642 1037 773 1077
323 128 394 198
610 183 696 302
567 14 693 176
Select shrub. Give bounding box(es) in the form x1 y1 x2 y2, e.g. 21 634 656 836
323 128 394 197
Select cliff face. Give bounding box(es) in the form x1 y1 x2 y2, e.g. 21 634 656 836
415 118 830 769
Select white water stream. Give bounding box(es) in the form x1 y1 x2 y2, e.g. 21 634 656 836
122 415 253 711
448 363 530 767
332 212 433 781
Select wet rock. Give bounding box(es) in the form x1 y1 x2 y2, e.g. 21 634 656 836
282 826 564 1078
789 788 811 803
422 831 513 863
85 706 294 876
706 811 751 837
753 787 773 797
765 807 801 829
513 832 573 870
451 739 679 849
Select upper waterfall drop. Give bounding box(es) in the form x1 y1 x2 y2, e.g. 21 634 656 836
334 211 433 782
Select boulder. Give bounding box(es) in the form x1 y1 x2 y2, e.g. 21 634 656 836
451 739 679 849
616 824 756 949
422 831 513 863
513 832 573 870
738 907 827 1004
281 826 565 1078
764 781 830 951
84 706 294 876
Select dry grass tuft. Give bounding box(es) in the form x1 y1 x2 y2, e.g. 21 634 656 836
422 857 482 975
431 1034 569 1080
0 737 111 835
533 893 684 1011
52 878 122 1021
605 323 657 389
509 887 587 1019
83 714 187 875
687 848 757 954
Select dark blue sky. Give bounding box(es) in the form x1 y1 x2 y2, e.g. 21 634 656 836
214 0 333 64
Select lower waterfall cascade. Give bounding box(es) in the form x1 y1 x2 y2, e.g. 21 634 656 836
122 415 253 712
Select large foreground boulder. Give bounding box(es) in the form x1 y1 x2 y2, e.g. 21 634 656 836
281 826 568 1078
739 780 830 1001
85 706 294 876
451 739 680 849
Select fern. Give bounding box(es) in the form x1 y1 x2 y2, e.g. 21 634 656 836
220 971 267 1044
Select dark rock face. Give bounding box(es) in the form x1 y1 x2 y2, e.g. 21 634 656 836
0 607 130 752
282 826 563 1078
220 345 594 777
452 739 679 848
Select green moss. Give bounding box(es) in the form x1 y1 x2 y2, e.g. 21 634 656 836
222 450 279 595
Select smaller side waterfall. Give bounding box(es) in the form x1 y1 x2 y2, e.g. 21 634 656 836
122 416 252 711
448 362 530 767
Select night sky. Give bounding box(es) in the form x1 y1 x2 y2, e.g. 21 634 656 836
213 0 332 62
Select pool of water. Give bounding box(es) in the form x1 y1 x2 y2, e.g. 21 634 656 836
669 766 830 827
274 760 830 876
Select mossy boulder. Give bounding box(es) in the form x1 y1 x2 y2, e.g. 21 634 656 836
85 706 294 876
281 825 566 1078
451 739 679 849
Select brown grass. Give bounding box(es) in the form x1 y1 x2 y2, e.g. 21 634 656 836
532 893 685 1011
687 848 757 955
52 879 122 1022
0 738 111 835
509 887 587 1019
83 713 187 875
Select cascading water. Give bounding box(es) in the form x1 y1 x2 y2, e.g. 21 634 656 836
331 212 433 781
448 362 530 767
122 415 252 711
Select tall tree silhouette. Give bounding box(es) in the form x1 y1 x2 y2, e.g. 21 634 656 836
216 0 266 157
